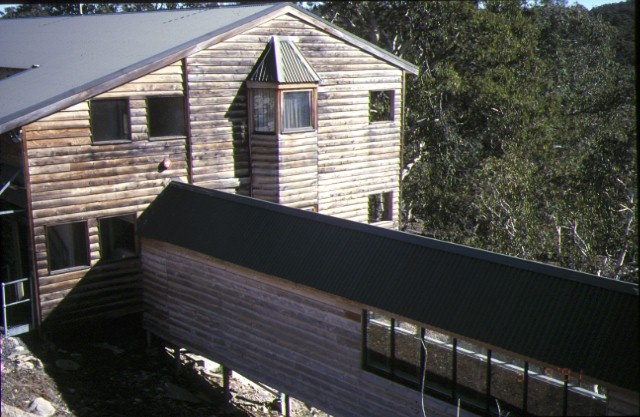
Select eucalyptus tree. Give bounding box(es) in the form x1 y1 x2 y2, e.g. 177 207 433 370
311 1 636 281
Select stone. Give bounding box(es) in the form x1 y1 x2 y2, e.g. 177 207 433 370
55 359 80 371
2 402 40 417
28 398 55 417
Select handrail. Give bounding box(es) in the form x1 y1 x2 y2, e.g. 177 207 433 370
2 277 31 337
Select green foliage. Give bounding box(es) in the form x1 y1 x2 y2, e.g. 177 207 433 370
313 1 637 282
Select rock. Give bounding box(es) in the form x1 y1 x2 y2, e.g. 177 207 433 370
163 382 201 403
2 402 40 417
55 359 80 371
28 398 55 417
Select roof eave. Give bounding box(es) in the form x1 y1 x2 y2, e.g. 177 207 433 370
0 2 290 134
284 4 419 75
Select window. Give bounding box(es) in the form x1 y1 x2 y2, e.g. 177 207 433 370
282 90 312 131
369 90 394 123
362 311 608 417
253 89 276 133
364 311 422 386
46 222 89 272
147 96 186 138
368 192 393 223
456 339 489 410
90 99 130 142
99 215 137 262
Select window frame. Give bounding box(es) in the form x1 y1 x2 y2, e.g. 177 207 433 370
98 214 138 263
281 89 315 133
45 221 90 274
248 82 317 135
369 90 395 123
368 191 393 223
146 95 187 140
89 98 131 144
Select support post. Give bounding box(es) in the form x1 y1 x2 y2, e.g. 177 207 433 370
280 392 290 417
222 365 232 402
174 346 181 374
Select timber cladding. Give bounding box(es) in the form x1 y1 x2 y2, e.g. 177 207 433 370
19 10 406 327
142 238 454 417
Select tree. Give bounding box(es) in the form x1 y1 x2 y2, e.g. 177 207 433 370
312 1 637 281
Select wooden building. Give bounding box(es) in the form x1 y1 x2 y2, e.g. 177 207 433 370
0 3 417 331
138 182 639 417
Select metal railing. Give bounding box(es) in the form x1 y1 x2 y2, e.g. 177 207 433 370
2 277 32 337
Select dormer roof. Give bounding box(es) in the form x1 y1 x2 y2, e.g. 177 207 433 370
248 36 320 84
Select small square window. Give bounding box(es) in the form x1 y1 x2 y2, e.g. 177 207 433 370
46 222 89 272
99 215 137 261
90 99 130 142
369 90 394 123
253 89 276 133
368 192 393 223
147 96 186 138
282 90 312 132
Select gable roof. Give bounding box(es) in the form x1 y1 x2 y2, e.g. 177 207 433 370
0 3 418 134
137 182 638 392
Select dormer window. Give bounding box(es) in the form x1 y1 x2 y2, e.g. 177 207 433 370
247 36 319 135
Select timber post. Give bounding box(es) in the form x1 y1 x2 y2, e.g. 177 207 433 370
280 392 290 417
222 365 232 402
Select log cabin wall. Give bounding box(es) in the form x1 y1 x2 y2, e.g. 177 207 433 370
19 10 406 327
22 61 189 326
187 14 402 223
142 238 465 417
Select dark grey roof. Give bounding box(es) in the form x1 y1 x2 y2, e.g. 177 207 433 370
138 182 639 392
0 3 417 134
248 36 320 83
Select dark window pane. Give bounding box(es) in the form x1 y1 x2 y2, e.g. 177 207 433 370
527 363 565 416
567 373 607 416
366 312 391 373
457 339 488 409
423 329 454 397
394 320 421 383
99 215 137 261
147 96 186 137
368 192 393 223
490 352 525 413
282 91 312 131
369 90 393 122
253 89 275 133
90 99 129 142
47 222 89 271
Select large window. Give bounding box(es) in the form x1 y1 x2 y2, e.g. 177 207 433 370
251 87 315 134
46 222 89 272
99 215 137 262
253 89 276 133
90 99 130 143
147 96 186 138
363 310 609 417
282 90 312 132
364 312 422 387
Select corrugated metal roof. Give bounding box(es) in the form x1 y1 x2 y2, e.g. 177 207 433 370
0 3 416 134
248 36 320 83
138 182 639 391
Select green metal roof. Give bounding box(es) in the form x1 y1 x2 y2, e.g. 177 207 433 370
248 36 320 84
138 182 639 391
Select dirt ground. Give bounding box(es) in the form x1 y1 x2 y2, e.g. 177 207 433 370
1 315 329 417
